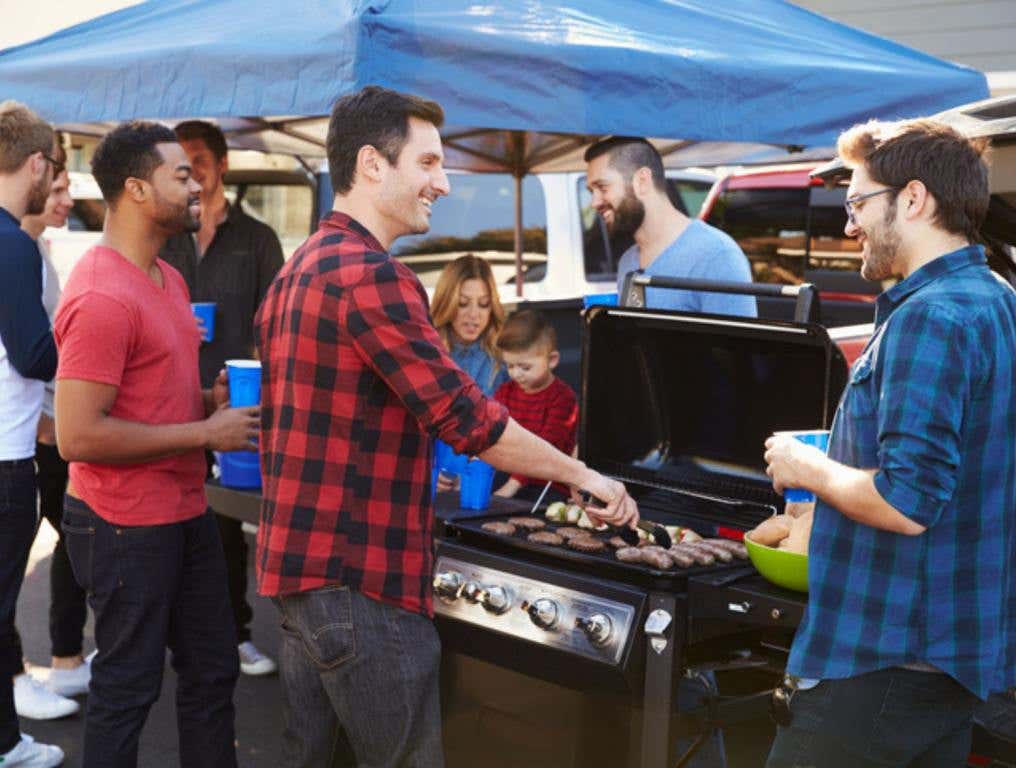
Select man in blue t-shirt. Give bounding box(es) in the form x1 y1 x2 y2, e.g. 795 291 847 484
585 136 756 316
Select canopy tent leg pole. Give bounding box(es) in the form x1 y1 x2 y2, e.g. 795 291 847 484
514 171 523 297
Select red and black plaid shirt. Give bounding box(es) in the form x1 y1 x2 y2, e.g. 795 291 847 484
253 212 508 615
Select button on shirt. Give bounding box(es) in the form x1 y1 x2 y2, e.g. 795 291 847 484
254 212 509 615
788 246 1016 699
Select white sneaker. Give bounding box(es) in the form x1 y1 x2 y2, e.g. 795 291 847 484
0 733 64 766
12 675 79 720
37 660 90 698
237 642 277 676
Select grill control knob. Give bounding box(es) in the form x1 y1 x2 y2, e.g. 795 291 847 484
527 598 560 630
576 613 613 646
482 586 511 615
461 581 483 603
433 571 463 602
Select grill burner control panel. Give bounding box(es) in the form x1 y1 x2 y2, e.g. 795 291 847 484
433 555 637 664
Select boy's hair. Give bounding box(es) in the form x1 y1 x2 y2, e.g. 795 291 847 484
91 121 178 205
496 309 557 355
174 120 228 160
0 100 54 174
326 85 444 195
837 118 990 242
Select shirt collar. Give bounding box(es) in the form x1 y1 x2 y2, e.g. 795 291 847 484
319 211 386 253
874 244 985 327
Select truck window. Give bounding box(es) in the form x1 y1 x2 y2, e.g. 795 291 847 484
704 187 808 285
391 173 548 289
805 185 875 295
227 183 313 259
579 176 713 282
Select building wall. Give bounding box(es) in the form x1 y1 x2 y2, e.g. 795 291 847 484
795 0 1016 93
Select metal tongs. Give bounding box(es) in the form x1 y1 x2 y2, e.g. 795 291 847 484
578 489 672 549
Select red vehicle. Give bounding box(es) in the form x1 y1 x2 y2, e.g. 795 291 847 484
698 163 877 365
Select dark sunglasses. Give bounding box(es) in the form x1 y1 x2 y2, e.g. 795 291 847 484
40 152 65 177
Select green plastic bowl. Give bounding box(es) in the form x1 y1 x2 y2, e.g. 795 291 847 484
744 534 809 593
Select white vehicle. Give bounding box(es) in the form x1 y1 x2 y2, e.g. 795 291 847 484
40 171 103 288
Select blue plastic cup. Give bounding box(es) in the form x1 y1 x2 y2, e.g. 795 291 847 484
776 429 830 502
226 359 262 407
459 458 496 510
434 439 467 483
191 302 216 342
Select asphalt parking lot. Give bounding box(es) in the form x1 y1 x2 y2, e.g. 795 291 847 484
15 520 776 768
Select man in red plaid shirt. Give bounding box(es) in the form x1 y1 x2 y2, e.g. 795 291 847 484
254 86 639 768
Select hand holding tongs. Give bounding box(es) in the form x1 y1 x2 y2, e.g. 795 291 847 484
578 489 671 549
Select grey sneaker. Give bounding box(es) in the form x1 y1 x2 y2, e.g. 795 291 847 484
0 733 64 766
238 642 277 676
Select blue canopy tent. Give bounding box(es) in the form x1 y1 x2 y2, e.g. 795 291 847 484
0 0 989 289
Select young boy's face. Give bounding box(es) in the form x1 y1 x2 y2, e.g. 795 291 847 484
502 345 559 394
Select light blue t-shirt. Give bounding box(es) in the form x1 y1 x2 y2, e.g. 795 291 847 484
615 219 757 317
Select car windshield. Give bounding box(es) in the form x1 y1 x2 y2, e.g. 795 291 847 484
392 173 548 289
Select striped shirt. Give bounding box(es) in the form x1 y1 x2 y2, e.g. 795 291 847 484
494 376 577 490
788 245 1016 699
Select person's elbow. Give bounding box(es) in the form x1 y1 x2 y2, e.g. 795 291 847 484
56 422 98 463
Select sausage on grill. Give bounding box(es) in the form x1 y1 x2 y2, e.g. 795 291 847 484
670 544 715 565
481 522 517 536
615 547 644 563
557 526 591 540
527 531 564 546
508 517 546 530
607 535 631 549
689 541 734 562
568 536 606 553
640 549 674 570
665 549 696 569
704 538 748 560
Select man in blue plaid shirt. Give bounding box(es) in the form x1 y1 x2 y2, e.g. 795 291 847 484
763 119 1015 767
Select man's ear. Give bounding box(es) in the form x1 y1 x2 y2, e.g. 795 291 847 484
356 144 385 184
632 166 653 198
547 350 560 371
124 177 148 203
901 179 931 221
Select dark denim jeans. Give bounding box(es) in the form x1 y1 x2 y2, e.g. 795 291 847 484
62 496 239 768
273 586 444 768
766 666 980 768
0 458 37 754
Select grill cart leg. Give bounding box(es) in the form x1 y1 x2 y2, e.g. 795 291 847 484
639 592 685 768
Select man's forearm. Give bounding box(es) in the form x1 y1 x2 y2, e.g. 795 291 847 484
815 461 926 535
59 415 208 464
480 418 594 492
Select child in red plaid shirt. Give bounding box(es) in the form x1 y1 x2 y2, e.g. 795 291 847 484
493 309 578 498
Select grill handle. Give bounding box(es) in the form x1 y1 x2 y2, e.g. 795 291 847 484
620 272 819 324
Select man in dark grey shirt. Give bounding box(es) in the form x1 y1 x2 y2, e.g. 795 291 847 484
160 121 283 676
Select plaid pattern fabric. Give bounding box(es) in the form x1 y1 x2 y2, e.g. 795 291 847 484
788 246 1016 699
253 213 508 615
494 377 577 489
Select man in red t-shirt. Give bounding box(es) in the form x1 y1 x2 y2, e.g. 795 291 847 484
53 122 259 768
493 309 579 500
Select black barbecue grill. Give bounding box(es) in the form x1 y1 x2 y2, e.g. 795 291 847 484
435 302 849 768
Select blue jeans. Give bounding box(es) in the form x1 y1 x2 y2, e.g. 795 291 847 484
766 667 980 768
62 497 239 768
0 458 37 754
273 586 444 768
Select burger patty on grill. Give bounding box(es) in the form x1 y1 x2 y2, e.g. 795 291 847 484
528 531 564 546
508 517 546 530
481 521 517 536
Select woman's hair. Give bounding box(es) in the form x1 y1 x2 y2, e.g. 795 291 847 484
431 253 505 362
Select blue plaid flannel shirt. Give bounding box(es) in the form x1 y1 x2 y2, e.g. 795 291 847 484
788 245 1016 699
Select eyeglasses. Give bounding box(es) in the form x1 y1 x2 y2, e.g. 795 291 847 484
844 187 899 226
40 152 65 177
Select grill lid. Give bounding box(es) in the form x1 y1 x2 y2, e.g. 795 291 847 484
580 307 847 520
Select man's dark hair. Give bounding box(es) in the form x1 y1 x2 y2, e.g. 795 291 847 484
838 119 990 242
583 136 667 193
174 120 228 160
326 85 444 195
91 121 178 205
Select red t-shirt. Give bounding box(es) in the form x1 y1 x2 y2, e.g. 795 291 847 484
54 246 207 526
494 376 578 489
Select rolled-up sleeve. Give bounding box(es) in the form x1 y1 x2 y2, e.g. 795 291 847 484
343 259 508 456
872 303 971 528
